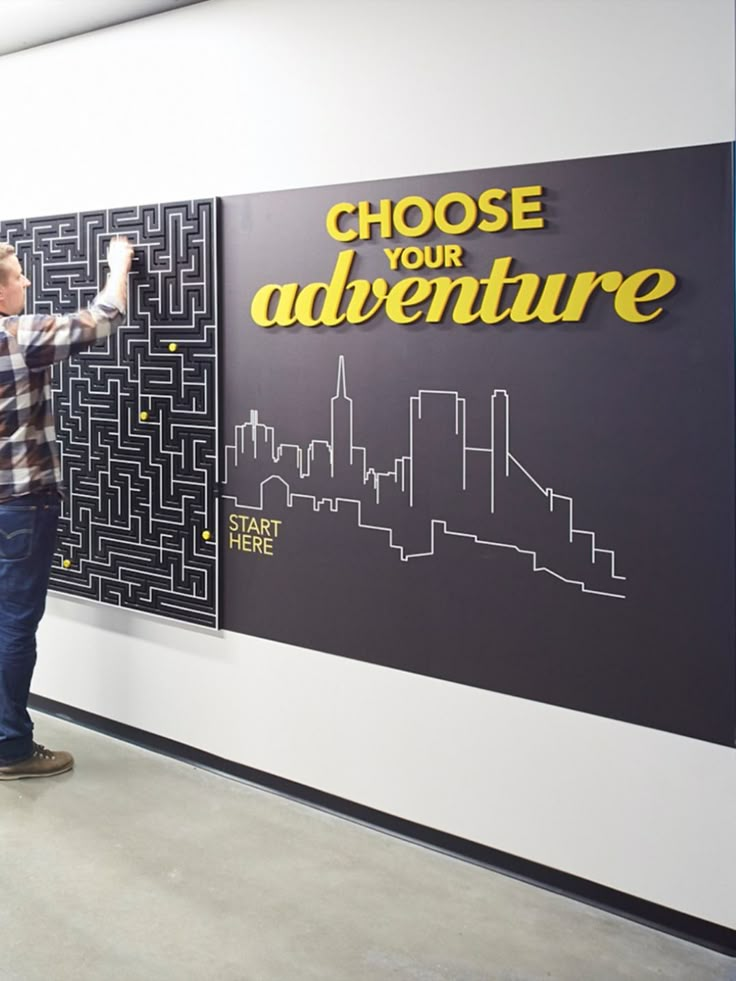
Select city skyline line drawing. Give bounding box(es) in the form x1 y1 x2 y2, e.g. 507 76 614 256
224 356 626 599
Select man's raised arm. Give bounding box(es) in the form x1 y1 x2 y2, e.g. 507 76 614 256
10 236 134 371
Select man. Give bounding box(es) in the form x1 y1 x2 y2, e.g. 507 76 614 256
0 235 133 779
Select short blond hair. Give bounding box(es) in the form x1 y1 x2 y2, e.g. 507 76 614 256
0 244 15 285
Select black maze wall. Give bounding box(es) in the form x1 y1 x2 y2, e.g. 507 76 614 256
0 202 219 628
221 143 736 745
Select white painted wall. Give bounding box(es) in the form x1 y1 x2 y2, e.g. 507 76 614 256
0 0 733 929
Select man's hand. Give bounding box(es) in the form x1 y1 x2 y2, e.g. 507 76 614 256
106 236 134 275
104 236 134 311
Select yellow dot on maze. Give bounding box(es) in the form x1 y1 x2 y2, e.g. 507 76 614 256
168 343 178 352
202 530 211 541
140 411 149 421
63 559 71 569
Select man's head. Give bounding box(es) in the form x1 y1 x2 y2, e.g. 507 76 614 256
0 245 30 315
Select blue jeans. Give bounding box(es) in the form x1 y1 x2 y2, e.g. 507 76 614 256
0 490 60 764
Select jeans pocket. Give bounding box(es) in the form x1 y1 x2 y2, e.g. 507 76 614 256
0 507 36 561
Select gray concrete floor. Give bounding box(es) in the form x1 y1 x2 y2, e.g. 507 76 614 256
0 715 733 981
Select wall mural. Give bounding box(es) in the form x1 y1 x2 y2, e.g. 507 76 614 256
0 201 219 628
3 147 734 745
220 143 736 746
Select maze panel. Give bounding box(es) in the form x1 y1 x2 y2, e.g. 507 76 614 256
0 201 219 628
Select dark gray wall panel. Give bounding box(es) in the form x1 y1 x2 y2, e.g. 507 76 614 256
220 145 735 745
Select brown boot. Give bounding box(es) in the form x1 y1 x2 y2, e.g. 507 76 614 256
0 743 74 780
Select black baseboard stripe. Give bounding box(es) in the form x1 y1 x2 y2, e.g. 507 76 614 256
29 692 736 958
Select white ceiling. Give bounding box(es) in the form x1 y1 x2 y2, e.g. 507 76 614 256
0 0 210 56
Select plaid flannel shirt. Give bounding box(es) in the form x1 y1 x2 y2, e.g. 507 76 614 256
0 292 125 501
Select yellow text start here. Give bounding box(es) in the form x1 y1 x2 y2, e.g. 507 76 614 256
228 513 282 556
